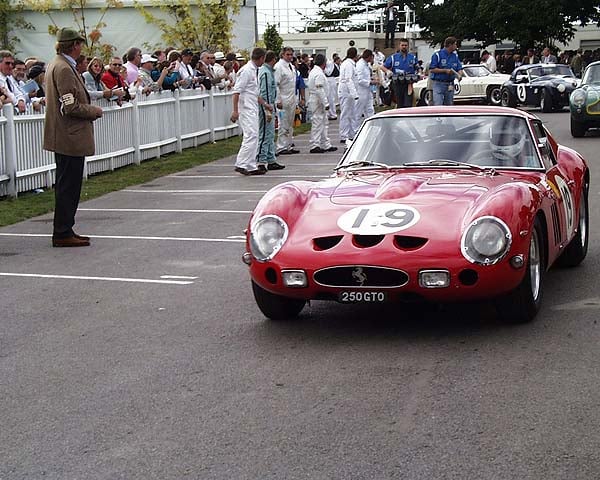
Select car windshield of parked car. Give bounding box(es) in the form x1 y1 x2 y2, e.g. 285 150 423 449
582 65 600 85
342 115 542 170
528 65 574 79
464 65 492 77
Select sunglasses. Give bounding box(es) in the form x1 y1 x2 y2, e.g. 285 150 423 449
2 61 14 66
111 63 123 66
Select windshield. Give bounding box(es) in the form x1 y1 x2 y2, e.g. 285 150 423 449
528 65 574 79
464 65 492 77
582 64 600 85
341 115 542 169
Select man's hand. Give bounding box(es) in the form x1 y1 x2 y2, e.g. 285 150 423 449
264 104 274 112
276 101 282 109
230 111 239 123
93 106 103 118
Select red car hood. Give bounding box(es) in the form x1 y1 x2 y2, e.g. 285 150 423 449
281 170 539 241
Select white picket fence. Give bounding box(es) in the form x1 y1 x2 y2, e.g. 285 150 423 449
0 89 239 198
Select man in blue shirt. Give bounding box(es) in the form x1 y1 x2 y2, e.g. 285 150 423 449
382 38 419 107
429 36 464 106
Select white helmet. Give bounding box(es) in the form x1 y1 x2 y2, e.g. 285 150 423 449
489 128 526 164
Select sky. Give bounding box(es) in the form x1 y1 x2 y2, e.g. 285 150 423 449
255 0 322 34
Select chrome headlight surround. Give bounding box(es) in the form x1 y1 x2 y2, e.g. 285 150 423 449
461 216 512 265
249 214 289 262
571 89 586 107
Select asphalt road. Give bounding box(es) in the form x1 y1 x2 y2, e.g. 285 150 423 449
1 110 600 480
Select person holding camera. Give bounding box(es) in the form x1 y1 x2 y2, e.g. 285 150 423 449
381 38 419 108
44 28 103 247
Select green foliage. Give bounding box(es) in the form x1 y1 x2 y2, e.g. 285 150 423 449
262 23 283 53
24 0 122 62
306 1 384 33
411 0 600 48
0 0 34 52
134 0 241 52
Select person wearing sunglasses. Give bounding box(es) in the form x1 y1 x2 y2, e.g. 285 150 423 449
0 50 27 113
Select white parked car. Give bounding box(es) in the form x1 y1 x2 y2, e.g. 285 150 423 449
414 65 510 106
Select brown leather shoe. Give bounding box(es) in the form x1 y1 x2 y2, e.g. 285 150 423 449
52 235 91 247
73 233 90 241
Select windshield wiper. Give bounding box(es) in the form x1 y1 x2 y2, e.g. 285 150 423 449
335 160 390 171
401 159 495 172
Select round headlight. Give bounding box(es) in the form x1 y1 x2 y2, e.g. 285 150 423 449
557 83 566 93
461 216 512 265
249 215 288 261
571 89 586 106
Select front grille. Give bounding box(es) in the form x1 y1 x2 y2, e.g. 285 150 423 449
314 265 409 288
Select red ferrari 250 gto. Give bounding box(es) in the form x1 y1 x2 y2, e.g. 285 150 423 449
243 106 590 323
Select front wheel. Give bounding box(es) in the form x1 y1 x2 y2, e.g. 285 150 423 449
419 89 433 106
495 218 545 324
501 88 517 108
252 281 306 320
540 89 553 113
570 116 588 137
487 85 502 106
557 185 589 267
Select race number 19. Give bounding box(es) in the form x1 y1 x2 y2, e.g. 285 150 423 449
338 203 421 235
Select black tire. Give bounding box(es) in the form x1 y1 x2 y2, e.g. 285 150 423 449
557 185 589 267
486 85 502 106
540 89 553 113
496 218 545 324
501 88 517 108
251 280 306 320
419 89 433 106
570 116 587 137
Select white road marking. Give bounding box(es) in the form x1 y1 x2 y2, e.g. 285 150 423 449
227 235 246 239
0 272 194 285
78 208 252 214
160 275 199 280
122 189 267 194
168 175 325 178
0 233 245 243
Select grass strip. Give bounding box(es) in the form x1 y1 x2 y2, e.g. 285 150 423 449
0 122 311 227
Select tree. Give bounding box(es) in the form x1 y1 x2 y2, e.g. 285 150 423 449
411 0 600 49
262 23 282 53
304 1 386 33
24 0 122 62
134 0 241 52
0 0 33 52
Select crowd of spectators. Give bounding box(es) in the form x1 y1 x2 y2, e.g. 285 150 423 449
463 46 600 77
0 46 248 115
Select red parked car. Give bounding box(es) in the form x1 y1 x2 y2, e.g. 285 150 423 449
243 106 589 323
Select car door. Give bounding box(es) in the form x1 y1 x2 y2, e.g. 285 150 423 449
515 69 535 105
532 121 575 250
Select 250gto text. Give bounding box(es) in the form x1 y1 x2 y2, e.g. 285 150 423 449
339 291 387 303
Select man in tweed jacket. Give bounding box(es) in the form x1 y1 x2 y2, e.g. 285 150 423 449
43 27 103 247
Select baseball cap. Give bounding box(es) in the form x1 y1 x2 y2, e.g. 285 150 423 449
57 27 85 43
140 54 157 64
181 48 193 56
